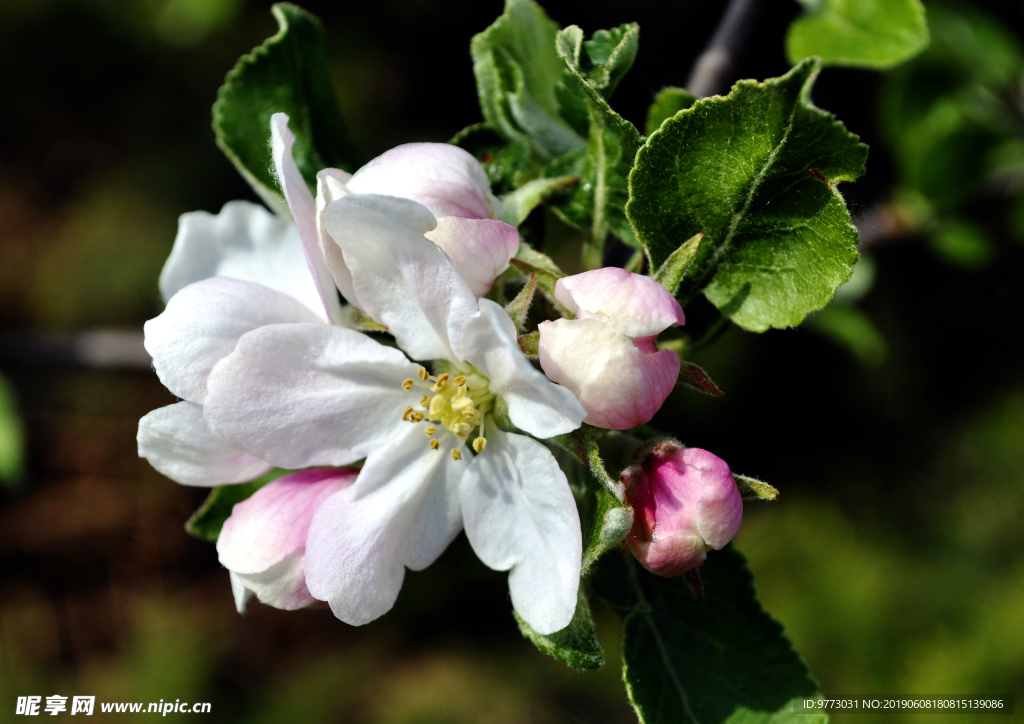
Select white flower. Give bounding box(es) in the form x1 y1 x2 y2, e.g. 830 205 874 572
138 114 586 634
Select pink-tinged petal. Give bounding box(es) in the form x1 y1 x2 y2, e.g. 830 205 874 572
204 322 419 470
624 443 742 577
461 300 584 438
270 113 344 325
159 200 325 317
555 269 685 339
460 430 581 635
346 143 500 220
538 318 679 430
217 468 357 611
137 402 271 486
323 194 478 361
425 217 519 297
144 277 322 404
305 423 464 625
315 169 360 309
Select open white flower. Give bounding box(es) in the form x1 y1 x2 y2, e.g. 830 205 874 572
139 115 586 634
203 190 586 634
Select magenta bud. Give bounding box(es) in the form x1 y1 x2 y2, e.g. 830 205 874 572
623 441 743 578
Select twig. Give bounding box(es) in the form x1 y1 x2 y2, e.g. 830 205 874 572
686 0 761 98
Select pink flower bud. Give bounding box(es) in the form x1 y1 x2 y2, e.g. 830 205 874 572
216 467 356 612
623 442 742 577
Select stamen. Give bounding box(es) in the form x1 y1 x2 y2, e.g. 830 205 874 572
401 379 415 391
410 411 425 423
453 375 467 387
401 406 415 421
451 449 462 461
424 426 437 436
473 437 487 453
430 439 440 451
431 373 450 392
420 395 431 407
417 367 429 381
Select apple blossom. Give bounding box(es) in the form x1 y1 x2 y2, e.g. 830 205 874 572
538 268 685 429
218 467 357 612
140 114 587 634
622 441 743 577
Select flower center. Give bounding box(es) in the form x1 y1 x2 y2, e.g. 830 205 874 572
400 366 492 459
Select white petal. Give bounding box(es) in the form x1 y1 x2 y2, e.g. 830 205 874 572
323 194 478 361
158 200 326 317
555 269 686 339
461 300 584 438
137 401 271 486
315 169 360 308
229 570 255 614
204 323 419 469
346 142 500 220
144 277 322 404
538 318 679 430
304 423 465 625
270 113 345 325
229 551 313 611
460 431 581 634
425 217 519 297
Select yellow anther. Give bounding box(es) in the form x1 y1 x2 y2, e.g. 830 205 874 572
402 379 415 391
462 408 477 419
431 373 450 392
430 438 440 451
453 375 467 387
411 411 425 423
451 449 463 461
424 426 437 436
473 437 487 453
417 367 429 381
401 406 415 421
420 395 431 407
453 422 472 438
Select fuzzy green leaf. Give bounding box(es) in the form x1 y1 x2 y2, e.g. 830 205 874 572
498 176 579 227
645 87 697 136
545 25 644 269
213 3 362 212
787 0 929 70
185 469 289 541
734 474 780 501
594 548 825 724
677 359 725 397
628 58 868 331
504 272 538 331
470 0 585 160
652 232 704 294
516 590 605 669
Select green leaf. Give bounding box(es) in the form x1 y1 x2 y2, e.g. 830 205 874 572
645 87 697 136
628 58 868 332
594 548 825 724
470 0 585 160
786 0 929 70
213 3 362 212
0 374 25 490
504 272 538 331
545 25 644 269
185 469 290 541
498 176 579 227
516 590 605 669
517 330 539 358
734 475 780 501
509 244 572 318
652 232 704 294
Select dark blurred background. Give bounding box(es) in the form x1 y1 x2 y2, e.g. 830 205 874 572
1 0 1023 721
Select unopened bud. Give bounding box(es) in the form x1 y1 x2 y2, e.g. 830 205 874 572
622 441 742 577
